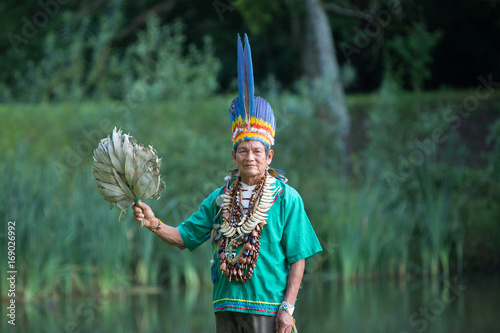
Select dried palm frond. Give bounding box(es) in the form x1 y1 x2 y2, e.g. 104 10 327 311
92 127 165 224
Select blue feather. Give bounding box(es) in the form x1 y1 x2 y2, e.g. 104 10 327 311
243 34 254 122
211 263 219 283
237 34 245 112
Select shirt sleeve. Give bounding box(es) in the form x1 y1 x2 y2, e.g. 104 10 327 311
280 185 323 264
177 188 223 251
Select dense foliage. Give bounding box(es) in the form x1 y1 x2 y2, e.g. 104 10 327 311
1 0 499 300
1 85 499 299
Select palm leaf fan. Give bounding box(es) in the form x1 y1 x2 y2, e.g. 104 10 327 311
92 127 166 225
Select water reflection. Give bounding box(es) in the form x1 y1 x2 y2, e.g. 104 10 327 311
296 275 498 333
3 275 499 333
10 288 215 333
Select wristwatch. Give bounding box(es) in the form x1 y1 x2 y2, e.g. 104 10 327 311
279 301 295 316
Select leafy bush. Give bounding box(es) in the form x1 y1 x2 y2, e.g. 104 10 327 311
0 6 220 103
384 22 443 91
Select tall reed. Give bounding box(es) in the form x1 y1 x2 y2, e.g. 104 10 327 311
413 135 465 279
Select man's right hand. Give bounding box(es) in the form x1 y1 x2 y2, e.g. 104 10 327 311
132 201 158 229
132 201 186 249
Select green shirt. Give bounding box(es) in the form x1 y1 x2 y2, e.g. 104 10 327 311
177 178 322 316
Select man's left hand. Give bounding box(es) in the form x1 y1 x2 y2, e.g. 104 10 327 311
275 310 294 333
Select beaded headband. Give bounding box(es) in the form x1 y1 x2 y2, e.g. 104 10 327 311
229 34 276 149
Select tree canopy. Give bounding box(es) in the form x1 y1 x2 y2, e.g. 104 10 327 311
1 0 499 98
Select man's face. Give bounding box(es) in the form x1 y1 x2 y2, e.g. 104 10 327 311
232 140 273 182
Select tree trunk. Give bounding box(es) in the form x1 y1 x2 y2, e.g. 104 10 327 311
304 0 351 150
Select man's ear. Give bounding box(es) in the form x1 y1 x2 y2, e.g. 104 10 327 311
267 149 274 165
231 150 237 163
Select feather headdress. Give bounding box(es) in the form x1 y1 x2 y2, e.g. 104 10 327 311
230 34 276 148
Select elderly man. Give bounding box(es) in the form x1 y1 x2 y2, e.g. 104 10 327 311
133 34 322 333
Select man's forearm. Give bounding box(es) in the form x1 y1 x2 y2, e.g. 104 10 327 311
152 220 186 250
275 259 305 332
283 259 305 304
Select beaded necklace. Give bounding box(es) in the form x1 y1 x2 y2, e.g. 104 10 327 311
217 171 275 282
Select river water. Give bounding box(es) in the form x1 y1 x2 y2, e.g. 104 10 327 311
3 275 499 333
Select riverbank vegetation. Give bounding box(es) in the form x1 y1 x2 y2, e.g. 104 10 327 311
1 85 499 301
